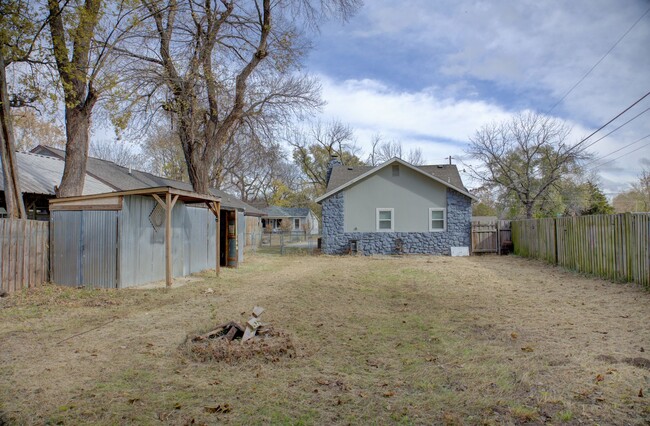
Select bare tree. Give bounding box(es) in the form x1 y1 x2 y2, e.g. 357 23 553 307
221 126 284 201
12 109 65 150
366 135 424 166
613 169 650 212
120 0 359 195
140 124 188 181
89 139 144 168
288 119 364 192
466 111 586 219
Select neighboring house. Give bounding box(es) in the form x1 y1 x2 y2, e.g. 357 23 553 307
261 206 320 235
316 157 477 255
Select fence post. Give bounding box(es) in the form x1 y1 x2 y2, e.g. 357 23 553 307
554 218 559 265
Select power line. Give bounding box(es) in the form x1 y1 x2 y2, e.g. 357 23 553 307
585 133 650 166
574 91 650 149
580 107 650 151
588 137 650 169
546 5 650 114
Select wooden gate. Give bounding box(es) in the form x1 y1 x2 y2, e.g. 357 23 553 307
471 218 511 254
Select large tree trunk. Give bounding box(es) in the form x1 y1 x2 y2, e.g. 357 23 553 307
56 106 92 197
48 0 101 198
0 51 25 218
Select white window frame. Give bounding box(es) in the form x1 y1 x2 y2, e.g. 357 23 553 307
376 208 394 232
429 208 446 232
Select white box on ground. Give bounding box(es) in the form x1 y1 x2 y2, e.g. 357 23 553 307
450 247 469 257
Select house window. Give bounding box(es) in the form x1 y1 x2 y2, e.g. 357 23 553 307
376 208 394 231
294 218 300 230
429 208 446 231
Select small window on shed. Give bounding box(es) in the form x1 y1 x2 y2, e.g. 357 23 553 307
392 164 400 176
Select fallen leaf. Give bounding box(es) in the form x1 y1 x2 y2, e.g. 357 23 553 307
316 378 330 385
383 391 395 397
511 332 518 340
639 388 644 398
174 403 182 410
128 398 140 404
595 374 605 382
521 346 534 352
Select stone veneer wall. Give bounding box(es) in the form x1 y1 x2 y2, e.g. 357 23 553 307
321 188 471 255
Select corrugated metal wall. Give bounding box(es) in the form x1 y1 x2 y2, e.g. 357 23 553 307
119 196 216 288
51 210 118 288
52 195 219 289
238 211 245 263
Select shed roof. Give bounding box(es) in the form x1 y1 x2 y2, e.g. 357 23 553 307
0 152 114 196
317 157 477 203
30 145 266 215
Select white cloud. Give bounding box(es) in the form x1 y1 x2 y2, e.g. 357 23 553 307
310 0 650 194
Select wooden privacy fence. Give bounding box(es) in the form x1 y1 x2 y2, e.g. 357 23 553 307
0 219 49 293
511 213 649 288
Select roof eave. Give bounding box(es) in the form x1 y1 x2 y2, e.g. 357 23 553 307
315 157 478 202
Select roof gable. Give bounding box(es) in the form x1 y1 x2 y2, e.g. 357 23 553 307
316 157 477 202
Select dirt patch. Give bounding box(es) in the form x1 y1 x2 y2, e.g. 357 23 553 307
183 327 296 363
623 357 650 370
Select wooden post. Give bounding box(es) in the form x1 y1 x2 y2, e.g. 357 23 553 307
205 201 221 276
215 202 220 276
153 192 178 288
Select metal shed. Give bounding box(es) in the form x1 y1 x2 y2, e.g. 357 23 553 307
49 187 233 288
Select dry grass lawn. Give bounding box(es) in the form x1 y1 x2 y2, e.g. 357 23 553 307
1 253 649 425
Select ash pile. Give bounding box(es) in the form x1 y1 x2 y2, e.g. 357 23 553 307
185 306 296 363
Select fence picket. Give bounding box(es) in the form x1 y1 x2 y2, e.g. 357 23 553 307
0 219 49 293
512 214 649 288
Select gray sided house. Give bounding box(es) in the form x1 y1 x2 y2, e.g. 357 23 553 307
316 157 477 255
262 206 320 234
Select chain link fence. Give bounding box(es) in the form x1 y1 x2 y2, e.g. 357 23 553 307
247 231 321 255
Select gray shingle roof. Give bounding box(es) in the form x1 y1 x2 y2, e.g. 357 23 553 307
263 206 311 218
0 152 114 195
326 163 467 193
30 145 266 215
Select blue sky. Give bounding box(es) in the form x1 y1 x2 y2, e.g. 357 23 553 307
304 0 650 195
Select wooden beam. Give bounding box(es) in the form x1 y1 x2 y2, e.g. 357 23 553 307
50 186 220 205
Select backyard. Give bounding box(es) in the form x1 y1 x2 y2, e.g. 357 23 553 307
0 253 648 425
